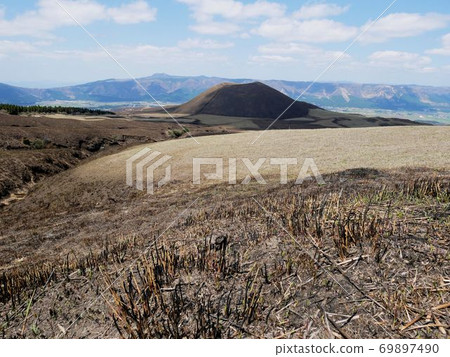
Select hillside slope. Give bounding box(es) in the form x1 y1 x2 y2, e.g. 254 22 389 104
172 82 319 119
0 127 448 338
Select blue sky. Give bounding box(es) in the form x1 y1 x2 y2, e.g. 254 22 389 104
0 0 449 87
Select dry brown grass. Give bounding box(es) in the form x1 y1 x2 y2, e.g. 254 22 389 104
0 168 448 338
0 123 448 339
69 126 450 185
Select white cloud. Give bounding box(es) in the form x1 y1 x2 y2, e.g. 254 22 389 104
178 0 285 20
178 38 234 49
368 51 435 72
360 13 450 43
0 40 40 58
177 0 285 35
250 54 295 63
0 0 157 37
107 1 157 25
257 42 351 66
294 3 349 19
0 0 102 37
427 33 450 56
254 18 357 43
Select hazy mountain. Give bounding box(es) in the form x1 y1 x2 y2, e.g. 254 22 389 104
1 73 449 114
0 83 40 104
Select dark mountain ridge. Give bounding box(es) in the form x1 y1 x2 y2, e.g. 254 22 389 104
172 82 319 119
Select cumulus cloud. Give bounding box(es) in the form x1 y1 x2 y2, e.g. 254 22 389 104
293 3 349 19
254 18 357 43
106 1 157 25
360 13 450 43
254 11 450 45
427 33 450 56
178 1 450 47
177 0 285 35
368 51 434 72
0 0 157 37
178 0 285 20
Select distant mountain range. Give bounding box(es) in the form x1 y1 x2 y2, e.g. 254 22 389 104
1 73 450 114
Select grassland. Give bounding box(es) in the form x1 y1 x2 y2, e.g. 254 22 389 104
68 126 449 186
0 122 448 339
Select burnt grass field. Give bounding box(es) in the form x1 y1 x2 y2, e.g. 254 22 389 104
0 113 232 204
0 166 448 338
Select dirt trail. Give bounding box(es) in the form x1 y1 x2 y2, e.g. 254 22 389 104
0 183 33 207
